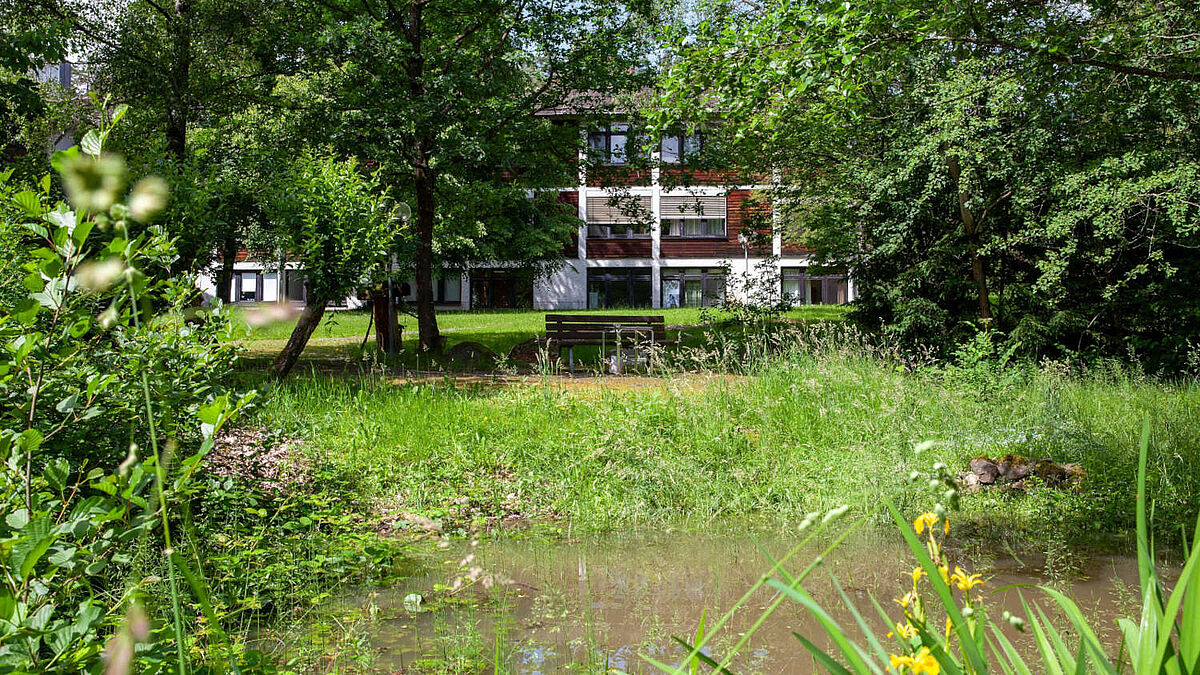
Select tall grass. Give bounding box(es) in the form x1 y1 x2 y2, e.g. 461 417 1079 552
256 339 1200 545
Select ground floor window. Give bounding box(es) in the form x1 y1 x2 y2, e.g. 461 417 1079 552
399 274 463 304
282 270 306 302
234 271 261 302
661 268 725 308
782 267 848 305
470 269 533 309
587 268 652 309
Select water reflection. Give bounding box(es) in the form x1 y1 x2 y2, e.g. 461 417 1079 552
351 529 1165 673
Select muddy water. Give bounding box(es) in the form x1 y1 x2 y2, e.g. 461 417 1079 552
352 529 1163 673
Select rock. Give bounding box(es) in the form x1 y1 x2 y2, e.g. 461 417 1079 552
445 341 498 368
961 455 1085 492
998 454 1033 482
969 457 1001 484
507 337 552 364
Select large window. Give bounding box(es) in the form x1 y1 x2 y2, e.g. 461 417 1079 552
782 267 848 305
588 123 631 165
586 195 652 239
661 268 725 308
234 272 260 303
587 268 652 309
661 218 726 238
661 195 726 238
660 132 704 164
470 269 533 309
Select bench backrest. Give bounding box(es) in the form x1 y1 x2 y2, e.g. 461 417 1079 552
545 314 668 346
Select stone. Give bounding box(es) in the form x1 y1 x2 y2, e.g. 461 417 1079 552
507 337 552 365
969 457 1001 484
444 341 498 368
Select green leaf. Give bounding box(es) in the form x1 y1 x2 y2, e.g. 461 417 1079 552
80 130 103 157
56 393 80 414
11 517 58 581
45 458 70 492
6 508 29 530
13 190 43 216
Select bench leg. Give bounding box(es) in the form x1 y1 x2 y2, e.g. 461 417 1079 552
568 346 574 375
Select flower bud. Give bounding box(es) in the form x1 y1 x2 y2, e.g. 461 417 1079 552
129 176 169 222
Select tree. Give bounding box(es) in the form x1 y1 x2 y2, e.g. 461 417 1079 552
263 153 393 379
49 0 309 295
302 0 655 352
0 0 71 164
655 0 1200 365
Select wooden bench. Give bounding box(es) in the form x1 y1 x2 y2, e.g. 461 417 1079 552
545 314 674 374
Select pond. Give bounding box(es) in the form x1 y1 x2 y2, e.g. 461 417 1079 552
336 528 1166 673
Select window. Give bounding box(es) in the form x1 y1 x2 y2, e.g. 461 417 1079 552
588 123 631 165
470 269 533 309
587 268 652 309
586 195 652 238
660 195 726 238
438 276 462 303
660 132 704 164
661 268 725 308
235 272 260 303
661 218 726 238
781 267 849 305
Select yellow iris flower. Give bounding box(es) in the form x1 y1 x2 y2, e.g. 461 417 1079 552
910 567 925 584
951 566 984 591
890 647 940 674
912 512 950 536
894 590 918 609
887 621 918 639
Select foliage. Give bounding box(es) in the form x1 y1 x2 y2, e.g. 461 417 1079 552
261 154 392 305
299 0 657 350
651 422 1200 675
0 111 402 673
655 0 1200 368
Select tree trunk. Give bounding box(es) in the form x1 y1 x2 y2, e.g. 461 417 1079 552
371 288 393 353
271 296 328 380
166 0 191 158
946 155 992 321
214 235 238 304
413 148 441 352
403 0 442 352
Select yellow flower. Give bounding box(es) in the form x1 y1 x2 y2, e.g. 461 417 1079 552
911 647 940 675
890 648 939 675
910 567 925 584
913 512 938 535
938 564 950 585
951 566 984 591
894 590 918 609
888 621 918 639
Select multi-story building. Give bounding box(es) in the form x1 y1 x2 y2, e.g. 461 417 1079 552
202 120 853 310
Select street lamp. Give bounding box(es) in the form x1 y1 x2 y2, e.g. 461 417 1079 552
387 202 412 358
737 232 750 298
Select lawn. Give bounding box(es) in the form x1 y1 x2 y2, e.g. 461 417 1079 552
231 304 851 361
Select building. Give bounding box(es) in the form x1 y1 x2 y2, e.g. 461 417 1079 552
202 121 852 310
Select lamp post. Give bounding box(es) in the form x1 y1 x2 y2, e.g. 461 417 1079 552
388 202 412 358
737 232 750 300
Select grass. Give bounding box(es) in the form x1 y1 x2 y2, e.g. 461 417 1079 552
252 342 1200 548
229 305 851 361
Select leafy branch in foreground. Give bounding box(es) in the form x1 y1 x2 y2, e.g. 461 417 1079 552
650 420 1200 674
0 106 255 672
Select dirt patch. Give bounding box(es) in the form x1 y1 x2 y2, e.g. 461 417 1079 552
205 427 312 492
385 371 747 393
